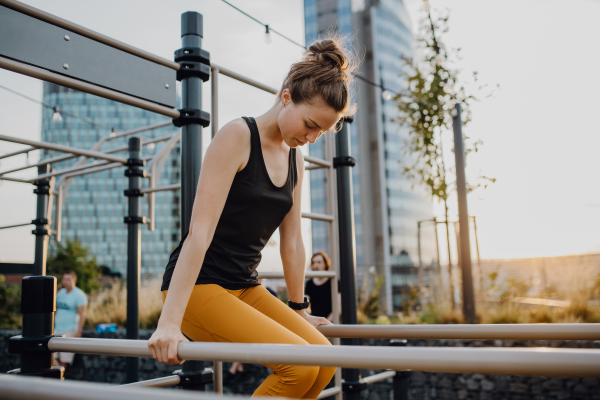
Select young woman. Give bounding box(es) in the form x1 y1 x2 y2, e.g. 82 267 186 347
305 252 336 321
148 38 356 398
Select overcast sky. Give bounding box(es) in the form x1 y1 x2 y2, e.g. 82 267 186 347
1 0 599 265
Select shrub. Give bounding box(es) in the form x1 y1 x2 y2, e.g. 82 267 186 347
0 275 22 329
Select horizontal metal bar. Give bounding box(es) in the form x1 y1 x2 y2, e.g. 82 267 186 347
258 271 336 279
212 64 278 95
303 155 332 168
140 183 180 194
0 175 31 183
0 134 127 164
47 337 600 378
31 160 111 181
0 222 31 229
302 212 334 222
61 162 123 180
316 323 600 341
0 146 37 160
121 375 181 388
0 121 173 176
362 370 396 385
0 56 180 118
305 164 328 171
0 374 225 400
317 386 341 400
0 0 179 70
0 262 33 274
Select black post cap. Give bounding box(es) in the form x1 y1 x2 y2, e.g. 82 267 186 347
21 276 56 314
128 137 142 152
181 12 203 37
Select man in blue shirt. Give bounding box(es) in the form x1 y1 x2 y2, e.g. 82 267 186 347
53 271 88 368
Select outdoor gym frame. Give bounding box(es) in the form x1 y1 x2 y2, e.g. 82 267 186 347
1 2 600 400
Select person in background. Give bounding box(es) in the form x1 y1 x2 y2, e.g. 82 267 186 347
305 252 338 322
53 271 88 368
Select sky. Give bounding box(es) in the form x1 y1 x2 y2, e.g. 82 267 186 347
1 0 600 265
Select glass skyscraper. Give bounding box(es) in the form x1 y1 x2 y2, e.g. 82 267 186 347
304 0 435 312
41 83 181 277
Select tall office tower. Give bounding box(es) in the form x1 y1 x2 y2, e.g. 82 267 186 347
304 0 436 313
41 83 181 278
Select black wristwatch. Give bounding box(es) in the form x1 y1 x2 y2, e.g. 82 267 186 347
288 297 309 310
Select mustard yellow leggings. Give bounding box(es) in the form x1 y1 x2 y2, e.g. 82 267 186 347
162 284 336 398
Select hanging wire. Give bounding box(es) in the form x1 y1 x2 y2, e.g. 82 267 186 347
0 84 114 131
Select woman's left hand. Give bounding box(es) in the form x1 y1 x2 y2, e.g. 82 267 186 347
297 310 333 328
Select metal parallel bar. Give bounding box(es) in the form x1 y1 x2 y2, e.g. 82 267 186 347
362 370 396 385
0 56 180 118
258 271 337 279
105 134 178 156
0 374 226 400
0 134 127 164
0 262 33 274
212 64 278 95
317 386 342 400
30 160 111 182
211 67 219 138
140 183 180 194
0 146 37 160
60 162 123 180
316 324 600 341
302 212 334 222
46 337 600 378
305 164 328 171
0 0 179 70
303 154 332 168
0 175 31 183
121 375 181 388
0 222 31 229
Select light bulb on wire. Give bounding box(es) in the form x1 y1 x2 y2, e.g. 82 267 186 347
264 25 272 44
52 107 63 122
382 90 393 101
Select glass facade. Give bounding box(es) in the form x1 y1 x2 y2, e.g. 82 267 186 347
304 0 364 268
41 83 181 277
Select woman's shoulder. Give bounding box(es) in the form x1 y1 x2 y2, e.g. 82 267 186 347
207 118 252 171
215 118 251 142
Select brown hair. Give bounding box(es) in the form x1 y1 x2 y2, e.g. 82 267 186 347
278 35 358 121
311 252 332 271
63 270 77 280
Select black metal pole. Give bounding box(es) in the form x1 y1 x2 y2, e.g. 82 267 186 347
451 104 476 324
125 137 143 383
8 275 63 379
32 164 51 276
179 11 206 389
334 118 362 400
390 340 410 400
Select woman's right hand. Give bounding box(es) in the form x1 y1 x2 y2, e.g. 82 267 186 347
147 321 189 365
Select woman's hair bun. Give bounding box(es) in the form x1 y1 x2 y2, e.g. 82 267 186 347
306 39 351 74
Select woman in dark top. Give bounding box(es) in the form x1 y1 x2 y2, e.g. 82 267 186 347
148 37 357 399
305 252 334 320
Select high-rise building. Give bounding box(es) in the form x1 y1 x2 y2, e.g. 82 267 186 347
41 83 181 278
304 0 436 313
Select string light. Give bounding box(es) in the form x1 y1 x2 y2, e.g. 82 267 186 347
264 25 272 44
52 107 63 122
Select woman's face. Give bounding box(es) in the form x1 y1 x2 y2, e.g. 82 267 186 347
277 90 341 148
311 254 327 271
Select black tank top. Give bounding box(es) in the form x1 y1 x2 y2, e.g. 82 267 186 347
161 117 298 291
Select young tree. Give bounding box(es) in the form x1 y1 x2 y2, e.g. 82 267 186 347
393 11 495 310
47 238 102 294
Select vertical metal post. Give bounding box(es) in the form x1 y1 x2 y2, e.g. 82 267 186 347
451 104 476 324
390 340 410 400
8 276 63 379
417 221 423 292
180 11 206 388
334 118 361 400
211 67 219 139
32 164 51 276
472 216 483 298
125 137 143 383
433 219 442 301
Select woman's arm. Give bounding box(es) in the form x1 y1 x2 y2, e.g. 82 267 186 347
148 119 251 365
279 149 331 328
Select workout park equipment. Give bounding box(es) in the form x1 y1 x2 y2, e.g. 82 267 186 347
0 1 599 399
